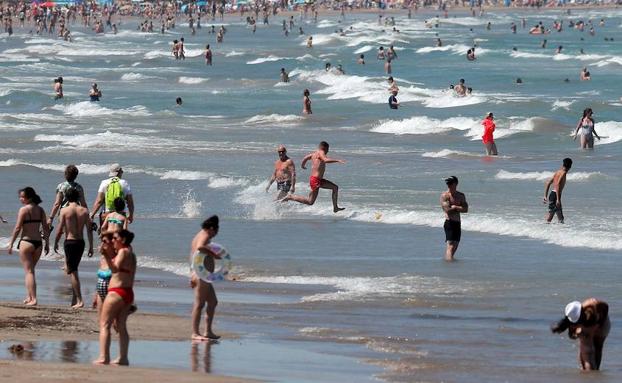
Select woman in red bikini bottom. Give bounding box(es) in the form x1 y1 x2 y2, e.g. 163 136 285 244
94 229 137 366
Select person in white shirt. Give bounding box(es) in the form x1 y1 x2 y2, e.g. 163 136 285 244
90 164 134 226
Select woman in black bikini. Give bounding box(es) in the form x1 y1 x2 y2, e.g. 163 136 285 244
8 187 50 306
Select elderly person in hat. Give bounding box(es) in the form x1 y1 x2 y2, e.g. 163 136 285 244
91 164 134 227
482 112 498 156
551 298 610 370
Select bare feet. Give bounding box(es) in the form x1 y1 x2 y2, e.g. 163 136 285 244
191 333 210 341
333 207 345 213
25 299 37 307
72 301 84 309
206 332 221 340
111 357 129 366
92 358 109 365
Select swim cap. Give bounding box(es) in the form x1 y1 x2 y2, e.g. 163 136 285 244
565 301 581 323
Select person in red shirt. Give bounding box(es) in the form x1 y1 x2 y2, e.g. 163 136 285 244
482 112 498 155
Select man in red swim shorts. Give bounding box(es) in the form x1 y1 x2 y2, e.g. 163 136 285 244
282 141 346 213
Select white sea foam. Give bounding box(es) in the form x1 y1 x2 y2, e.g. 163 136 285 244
121 72 147 81
495 170 606 181
178 76 207 84
225 50 245 57
510 51 550 59
242 275 477 302
246 55 290 64
179 190 202 218
416 44 484 55
50 101 151 117
593 121 622 144
371 116 477 135
208 177 249 189
551 100 575 111
421 149 482 158
245 114 302 124
354 45 375 54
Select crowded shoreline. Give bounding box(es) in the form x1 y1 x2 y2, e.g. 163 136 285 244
1 0 622 382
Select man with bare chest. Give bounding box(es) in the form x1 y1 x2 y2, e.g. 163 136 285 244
266 145 296 200
282 141 345 213
440 176 468 262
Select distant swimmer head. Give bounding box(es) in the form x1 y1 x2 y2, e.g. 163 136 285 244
360 54 364 59
303 89 310 97
277 145 287 157
176 97 182 105
58 77 63 83
564 78 570 82
466 87 472 94
459 79 465 84
280 67 285 73
379 46 384 50
562 157 573 170
319 141 329 153
387 76 394 82
583 108 593 117
444 176 458 186
486 112 494 119
565 301 582 323
92 83 98 89
516 78 523 84
325 62 331 70
512 47 517 51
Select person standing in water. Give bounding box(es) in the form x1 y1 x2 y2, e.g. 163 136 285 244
543 158 572 224
388 90 399 109
54 77 63 100
204 44 212 66
440 176 468 262
89 83 102 101
266 145 296 200
551 298 610 370
280 68 289 83
482 112 498 155
190 216 221 341
302 89 312 115
54 187 94 309
282 141 346 213
573 108 601 149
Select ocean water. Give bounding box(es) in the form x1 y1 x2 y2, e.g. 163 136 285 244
1 8 622 382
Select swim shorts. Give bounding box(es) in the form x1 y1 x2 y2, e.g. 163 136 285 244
444 220 461 243
548 191 561 213
309 176 322 191
277 181 292 193
64 239 85 274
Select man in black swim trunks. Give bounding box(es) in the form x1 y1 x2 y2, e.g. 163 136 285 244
543 158 572 224
266 145 296 200
54 188 94 309
440 176 468 262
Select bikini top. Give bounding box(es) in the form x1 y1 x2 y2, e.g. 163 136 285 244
23 208 43 225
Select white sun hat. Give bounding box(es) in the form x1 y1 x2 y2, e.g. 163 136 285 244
565 301 582 323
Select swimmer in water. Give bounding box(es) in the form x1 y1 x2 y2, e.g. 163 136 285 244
302 89 312 115
89 83 102 102
387 76 399 93
204 44 212 66
573 108 600 149
281 141 346 213
543 158 572 224
335 64 345 75
280 68 289 83
388 90 399 109
466 48 476 61
385 58 392 74
377 46 385 60
453 79 466 97
176 97 183 106
307 36 313 48
556 45 563 54
54 77 63 100
265 145 296 200
580 67 591 81
357 54 365 65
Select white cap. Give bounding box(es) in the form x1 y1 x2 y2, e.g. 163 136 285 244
565 301 582 323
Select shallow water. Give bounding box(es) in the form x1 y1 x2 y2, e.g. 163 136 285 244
1 8 621 382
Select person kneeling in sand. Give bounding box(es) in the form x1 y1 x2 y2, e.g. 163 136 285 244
190 216 221 341
552 298 610 371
